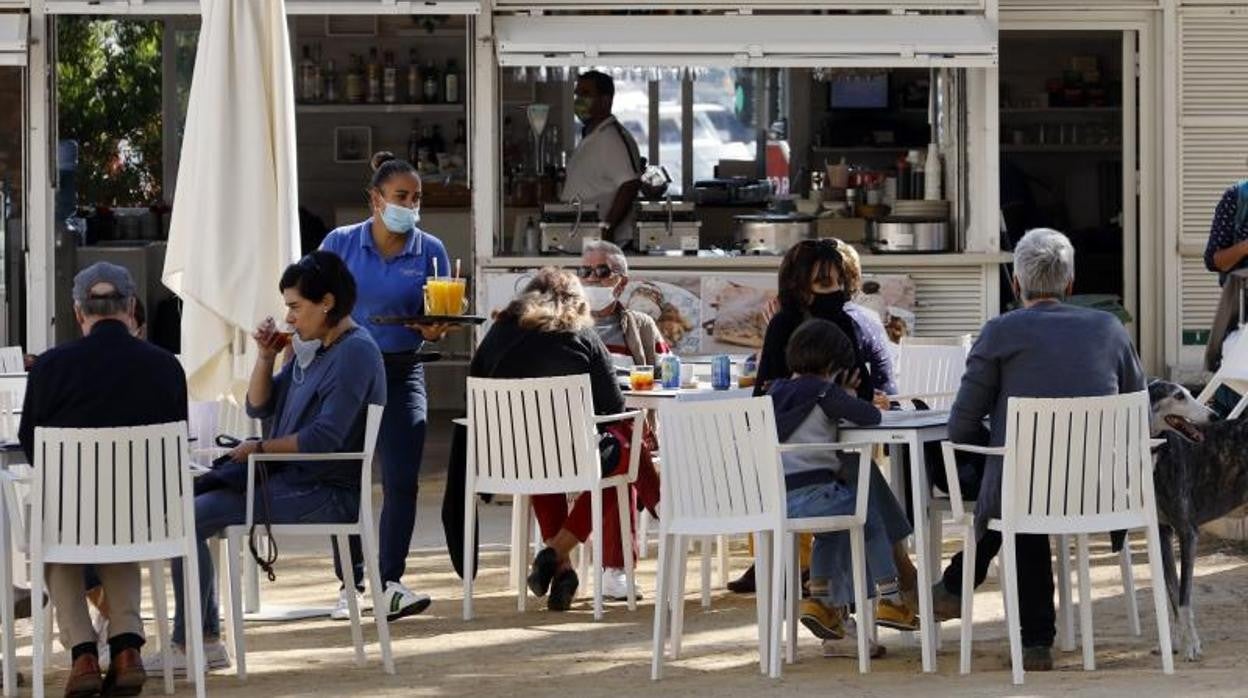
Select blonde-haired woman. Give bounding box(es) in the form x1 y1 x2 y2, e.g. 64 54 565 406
468 267 627 611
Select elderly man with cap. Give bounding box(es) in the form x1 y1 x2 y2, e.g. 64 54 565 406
19 261 188 697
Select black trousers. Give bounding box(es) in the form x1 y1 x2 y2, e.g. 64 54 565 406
941 531 1056 648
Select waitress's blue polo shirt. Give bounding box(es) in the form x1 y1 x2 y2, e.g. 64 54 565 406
320 218 451 354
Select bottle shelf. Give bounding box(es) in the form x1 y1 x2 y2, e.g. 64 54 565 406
296 103 465 115
1000 145 1121 153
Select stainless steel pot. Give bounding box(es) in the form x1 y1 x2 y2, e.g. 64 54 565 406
734 212 814 255
872 217 949 253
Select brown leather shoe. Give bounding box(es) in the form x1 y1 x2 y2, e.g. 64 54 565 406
102 648 146 697
64 654 102 698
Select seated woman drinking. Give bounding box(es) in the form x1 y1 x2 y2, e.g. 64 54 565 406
468 267 633 612
160 251 386 670
767 318 919 656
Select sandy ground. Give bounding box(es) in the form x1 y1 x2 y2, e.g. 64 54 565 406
12 419 1248 697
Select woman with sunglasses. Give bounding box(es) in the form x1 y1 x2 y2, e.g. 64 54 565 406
317 151 450 622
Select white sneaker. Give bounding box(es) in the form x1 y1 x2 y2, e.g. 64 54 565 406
601 568 642 601
381 581 431 621
146 639 232 675
820 617 886 659
330 589 372 621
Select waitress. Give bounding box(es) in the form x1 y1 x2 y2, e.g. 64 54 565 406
319 151 450 621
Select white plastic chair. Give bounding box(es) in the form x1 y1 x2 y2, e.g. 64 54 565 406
462 376 644 621
0 348 24 374
890 342 969 410
1197 331 1248 418
781 441 878 673
218 404 392 677
27 421 207 698
651 396 785 680
942 392 1173 684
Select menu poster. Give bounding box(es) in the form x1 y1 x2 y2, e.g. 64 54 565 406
698 274 777 354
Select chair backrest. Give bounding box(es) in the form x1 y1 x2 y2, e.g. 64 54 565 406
465 375 600 495
355 404 384 524
1000 391 1155 535
892 342 969 409
0 347 24 373
0 373 26 413
31 421 195 564
655 396 785 537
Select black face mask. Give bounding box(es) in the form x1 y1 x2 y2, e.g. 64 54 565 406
809 289 849 317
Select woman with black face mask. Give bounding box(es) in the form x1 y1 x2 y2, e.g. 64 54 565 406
728 238 900 596
754 239 897 403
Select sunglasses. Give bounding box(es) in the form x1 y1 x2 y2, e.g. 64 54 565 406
579 264 621 281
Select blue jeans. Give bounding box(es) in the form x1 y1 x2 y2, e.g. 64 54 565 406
171 474 360 646
786 463 911 606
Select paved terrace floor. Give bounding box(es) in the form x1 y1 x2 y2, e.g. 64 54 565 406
14 413 1248 697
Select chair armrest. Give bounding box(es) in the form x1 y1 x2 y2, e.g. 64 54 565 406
242 451 368 526
1149 438 1166 450
939 441 999 520
593 410 644 425
777 441 877 454
249 452 367 463
943 443 1005 457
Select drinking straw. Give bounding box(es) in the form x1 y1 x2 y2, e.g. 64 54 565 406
455 258 461 280
433 257 439 279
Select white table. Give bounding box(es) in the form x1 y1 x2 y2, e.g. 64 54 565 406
840 409 950 674
622 386 753 410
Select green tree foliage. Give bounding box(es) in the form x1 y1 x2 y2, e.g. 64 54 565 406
57 17 163 207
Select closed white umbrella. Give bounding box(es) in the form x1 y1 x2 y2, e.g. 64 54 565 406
163 0 299 400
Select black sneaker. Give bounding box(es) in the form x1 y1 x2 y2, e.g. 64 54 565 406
527 547 559 598
1023 646 1054 671
548 568 579 612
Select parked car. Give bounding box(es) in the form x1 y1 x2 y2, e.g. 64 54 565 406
614 101 755 193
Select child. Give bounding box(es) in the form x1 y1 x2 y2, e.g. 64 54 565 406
767 318 920 657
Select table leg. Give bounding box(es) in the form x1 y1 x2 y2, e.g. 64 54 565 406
907 435 937 673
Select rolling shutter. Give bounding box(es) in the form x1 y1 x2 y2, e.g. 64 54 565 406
498 0 983 9
1180 256 1221 338
495 14 998 69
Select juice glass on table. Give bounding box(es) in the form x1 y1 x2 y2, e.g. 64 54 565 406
629 365 655 391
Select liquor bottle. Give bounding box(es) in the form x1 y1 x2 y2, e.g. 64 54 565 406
418 123 435 171
345 55 364 104
298 45 317 102
453 119 467 159
422 60 440 103
382 51 397 104
431 124 447 159
444 58 460 104
323 59 338 103
311 44 324 102
366 48 381 104
407 120 422 165
406 49 422 104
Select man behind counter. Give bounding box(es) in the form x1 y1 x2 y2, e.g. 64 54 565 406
562 70 643 248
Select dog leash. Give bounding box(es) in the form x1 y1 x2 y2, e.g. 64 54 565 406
216 434 280 582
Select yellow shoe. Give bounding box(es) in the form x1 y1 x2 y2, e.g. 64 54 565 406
799 599 846 640
876 596 920 631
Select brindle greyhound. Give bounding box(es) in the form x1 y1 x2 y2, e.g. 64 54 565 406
1147 379 1247 662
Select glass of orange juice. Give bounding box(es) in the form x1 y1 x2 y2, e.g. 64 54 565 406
424 278 468 316
629 365 655 391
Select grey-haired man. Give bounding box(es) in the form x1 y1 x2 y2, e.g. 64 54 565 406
19 262 188 697
930 229 1145 671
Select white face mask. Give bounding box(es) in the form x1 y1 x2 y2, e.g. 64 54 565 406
583 285 617 312
290 332 322 383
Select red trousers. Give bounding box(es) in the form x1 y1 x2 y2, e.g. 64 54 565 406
531 485 637 568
